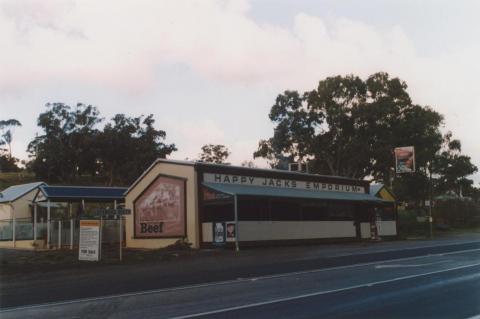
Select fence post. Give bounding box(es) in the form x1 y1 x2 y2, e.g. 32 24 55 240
58 220 62 249
119 216 122 261
47 200 51 248
12 205 16 248
33 203 37 241
70 219 74 250
69 202 74 250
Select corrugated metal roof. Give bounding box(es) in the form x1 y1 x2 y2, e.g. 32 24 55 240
0 182 46 203
38 185 127 201
203 182 387 203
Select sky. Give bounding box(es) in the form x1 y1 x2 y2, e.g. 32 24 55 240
0 0 479 184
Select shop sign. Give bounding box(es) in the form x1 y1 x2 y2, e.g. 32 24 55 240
79 220 101 261
394 146 415 173
204 173 365 193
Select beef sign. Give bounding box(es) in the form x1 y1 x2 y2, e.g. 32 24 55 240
134 176 186 238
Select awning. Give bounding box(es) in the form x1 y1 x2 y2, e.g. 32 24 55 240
202 182 389 203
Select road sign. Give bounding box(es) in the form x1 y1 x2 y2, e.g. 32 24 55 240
79 220 101 261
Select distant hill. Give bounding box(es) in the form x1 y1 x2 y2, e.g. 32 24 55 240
0 172 38 191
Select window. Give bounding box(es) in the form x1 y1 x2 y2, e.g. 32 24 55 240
202 203 234 222
270 200 301 221
238 197 270 221
329 202 354 220
301 201 329 221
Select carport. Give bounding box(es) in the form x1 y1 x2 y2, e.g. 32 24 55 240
33 185 127 248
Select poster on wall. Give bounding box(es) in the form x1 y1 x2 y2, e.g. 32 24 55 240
213 222 225 245
394 146 415 173
134 176 186 238
226 222 236 240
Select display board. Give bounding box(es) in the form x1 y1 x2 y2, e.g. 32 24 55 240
79 220 101 261
134 175 186 238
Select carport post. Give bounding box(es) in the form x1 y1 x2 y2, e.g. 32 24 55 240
58 220 62 249
33 203 37 240
69 203 73 250
234 195 239 252
47 200 51 248
12 204 16 248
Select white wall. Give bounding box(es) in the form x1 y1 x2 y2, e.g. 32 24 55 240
202 221 356 242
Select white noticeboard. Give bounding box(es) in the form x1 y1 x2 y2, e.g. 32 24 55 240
79 220 101 261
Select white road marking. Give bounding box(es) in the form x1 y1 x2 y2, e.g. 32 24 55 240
168 262 480 319
374 260 450 269
1 247 479 313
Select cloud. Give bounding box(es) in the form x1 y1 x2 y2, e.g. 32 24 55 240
0 0 478 181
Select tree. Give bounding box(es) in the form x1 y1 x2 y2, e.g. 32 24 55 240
27 103 102 182
96 114 176 185
433 133 478 197
28 103 177 185
241 160 257 168
0 119 22 159
0 119 22 172
254 73 444 185
199 144 230 164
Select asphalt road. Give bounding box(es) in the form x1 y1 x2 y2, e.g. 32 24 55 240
1 238 480 318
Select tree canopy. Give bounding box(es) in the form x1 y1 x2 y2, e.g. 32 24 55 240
0 118 22 172
27 103 176 185
199 144 230 164
254 72 477 201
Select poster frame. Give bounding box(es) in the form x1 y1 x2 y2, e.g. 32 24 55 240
132 174 187 239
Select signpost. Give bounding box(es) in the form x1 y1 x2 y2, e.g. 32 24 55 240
86 208 131 261
79 220 101 261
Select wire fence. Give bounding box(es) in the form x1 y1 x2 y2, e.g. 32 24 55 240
0 218 125 248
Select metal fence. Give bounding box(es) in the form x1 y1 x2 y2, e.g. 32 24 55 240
0 218 125 249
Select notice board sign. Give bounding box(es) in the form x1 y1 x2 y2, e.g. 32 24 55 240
79 220 101 261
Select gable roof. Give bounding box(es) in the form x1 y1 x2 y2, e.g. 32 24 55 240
370 183 396 201
370 184 384 196
0 182 46 203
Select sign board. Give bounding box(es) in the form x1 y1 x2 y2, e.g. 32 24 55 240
135 176 186 238
203 173 365 194
394 146 415 173
92 208 131 216
79 220 101 261
213 222 226 245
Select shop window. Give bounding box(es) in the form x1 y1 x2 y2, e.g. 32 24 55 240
238 197 270 221
329 202 354 220
202 203 234 222
301 201 329 221
270 200 301 221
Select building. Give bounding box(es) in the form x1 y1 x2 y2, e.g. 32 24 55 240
124 159 396 249
0 182 46 220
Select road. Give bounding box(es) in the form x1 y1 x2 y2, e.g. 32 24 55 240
1 239 480 318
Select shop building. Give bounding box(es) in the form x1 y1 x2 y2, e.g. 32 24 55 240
124 159 396 249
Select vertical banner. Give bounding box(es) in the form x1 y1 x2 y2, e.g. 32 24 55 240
79 220 101 261
394 146 415 173
135 176 186 238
